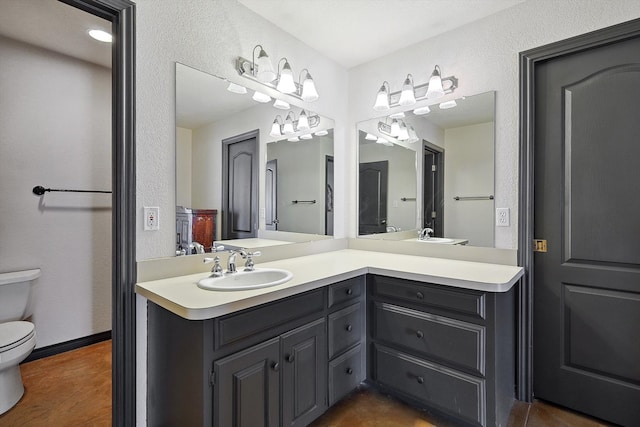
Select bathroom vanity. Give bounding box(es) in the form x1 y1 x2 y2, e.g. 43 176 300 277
138 249 522 427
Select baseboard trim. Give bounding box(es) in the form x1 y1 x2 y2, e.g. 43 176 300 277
24 330 112 363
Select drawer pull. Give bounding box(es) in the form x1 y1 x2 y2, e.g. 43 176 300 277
271 362 280 372
286 354 295 363
346 288 353 295
346 367 353 375
416 376 424 384
345 324 353 332
416 330 424 339
416 291 424 300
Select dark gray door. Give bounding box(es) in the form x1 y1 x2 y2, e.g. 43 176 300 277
222 131 258 240
281 318 327 427
423 142 444 236
325 155 334 235
359 161 388 235
265 159 277 231
533 33 640 426
215 338 280 427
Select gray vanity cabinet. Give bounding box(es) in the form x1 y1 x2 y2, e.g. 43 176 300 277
367 275 515 427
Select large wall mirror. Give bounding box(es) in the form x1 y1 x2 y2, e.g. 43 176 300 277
175 63 334 255
357 91 495 247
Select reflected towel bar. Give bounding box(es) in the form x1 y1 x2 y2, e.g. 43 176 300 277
292 200 316 204
453 195 494 201
32 185 112 195
401 197 416 202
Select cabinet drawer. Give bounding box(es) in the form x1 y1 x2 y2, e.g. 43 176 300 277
373 302 485 375
329 344 362 406
328 303 362 359
328 277 363 308
374 344 486 427
216 289 324 349
371 275 486 319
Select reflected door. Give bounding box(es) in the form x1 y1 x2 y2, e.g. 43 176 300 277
423 143 444 236
265 159 278 231
533 31 640 426
359 161 388 235
222 131 258 240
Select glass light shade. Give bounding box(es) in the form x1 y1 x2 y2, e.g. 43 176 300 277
283 113 295 134
297 110 310 130
314 130 328 136
252 91 271 103
390 119 400 137
398 75 416 106
276 61 297 94
270 119 282 137
398 122 410 141
365 133 377 141
273 99 290 110
373 83 390 111
376 137 387 144
256 47 276 83
288 136 300 142
426 66 445 99
88 29 113 43
389 111 405 119
301 72 319 102
408 126 418 142
227 82 247 94
439 100 457 109
413 105 431 115
300 134 313 140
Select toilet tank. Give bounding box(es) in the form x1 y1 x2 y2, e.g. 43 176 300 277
0 269 40 323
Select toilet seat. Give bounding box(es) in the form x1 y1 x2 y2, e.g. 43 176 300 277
0 322 35 353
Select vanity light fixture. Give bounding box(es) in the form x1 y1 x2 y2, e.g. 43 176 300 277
270 116 283 137
314 130 329 136
273 99 290 110
88 29 112 43
365 133 378 141
252 91 271 103
271 110 321 137
236 45 320 102
389 111 405 119
300 69 319 102
226 82 247 94
439 99 457 109
373 81 391 111
377 118 418 143
413 105 431 115
372 65 458 110
398 74 416 106
283 111 296 134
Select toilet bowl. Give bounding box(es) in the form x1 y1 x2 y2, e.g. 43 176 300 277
0 269 40 415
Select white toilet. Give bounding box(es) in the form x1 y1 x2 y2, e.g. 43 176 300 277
0 269 39 415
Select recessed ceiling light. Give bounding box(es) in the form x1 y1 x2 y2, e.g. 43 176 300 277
88 29 113 43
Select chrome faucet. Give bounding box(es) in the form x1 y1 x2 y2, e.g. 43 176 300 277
227 249 248 274
419 227 434 240
189 241 205 254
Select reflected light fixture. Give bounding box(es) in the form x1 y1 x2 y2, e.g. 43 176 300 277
300 133 313 140
273 99 290 110
398 122 410 141
288 136 300 142
254 45 276 83
270 116 283 137
227 82 247 94
398 74 416 106
390 119 400 137
439 100 457 109
276 58 297 94
88 29 112 43
283 112 296 134
252 91 271 103
300 69 319 102
413 105 431 115
389 111 405 119
365 133 377 141
372 65 457 110
315 130 329 136
374 81 391 111
297 110 310 130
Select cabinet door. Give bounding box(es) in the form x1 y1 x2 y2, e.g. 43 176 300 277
214 338 280 427
281 318 327 426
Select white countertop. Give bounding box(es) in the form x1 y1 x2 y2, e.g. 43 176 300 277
402 238 469 245
215 238 295 249
135 249 523 321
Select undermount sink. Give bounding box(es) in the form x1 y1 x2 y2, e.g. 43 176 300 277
417 237 456 244
197 268 293 291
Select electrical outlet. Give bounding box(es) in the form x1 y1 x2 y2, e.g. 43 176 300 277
393 200 399 208
144 207 160 231
496 208 510 227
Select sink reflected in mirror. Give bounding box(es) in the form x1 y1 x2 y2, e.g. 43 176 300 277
197 268 293 291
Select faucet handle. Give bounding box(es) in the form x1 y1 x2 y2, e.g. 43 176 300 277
212 245 225 253
243 250 261 271
203 256 223 277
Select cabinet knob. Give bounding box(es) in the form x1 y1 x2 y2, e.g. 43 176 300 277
417 376 424 384
346 367 353 375
286 354 295 363
416 291 424 300
271 362 279 371
416 330 424 339
346 288 353 295
345 324 353 332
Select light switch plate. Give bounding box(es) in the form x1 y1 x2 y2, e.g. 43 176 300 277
144 207 160 231
496 208 510 227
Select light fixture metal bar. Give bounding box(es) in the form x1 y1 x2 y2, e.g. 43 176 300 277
388 75 458 108
236 56 304 102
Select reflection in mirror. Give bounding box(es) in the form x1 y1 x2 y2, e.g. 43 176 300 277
175 63 334 255
357 91 495 247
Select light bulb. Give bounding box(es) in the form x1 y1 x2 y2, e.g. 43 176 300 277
276 60 297 94
426 66 445 99
255 46 276 83
252 91 271 103
398 74 416 106
373 82 390 111
297 110 310 130
301 71 319 102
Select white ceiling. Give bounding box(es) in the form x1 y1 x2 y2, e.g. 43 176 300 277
0 0 111 68
237 0 525 68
